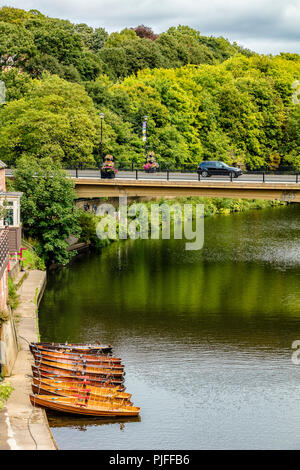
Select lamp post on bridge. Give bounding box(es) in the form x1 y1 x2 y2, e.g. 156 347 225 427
100 113 104 166
0 80 5 107
143 116 148 161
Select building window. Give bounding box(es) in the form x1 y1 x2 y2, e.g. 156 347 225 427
4 208 14 226
0 198 20 227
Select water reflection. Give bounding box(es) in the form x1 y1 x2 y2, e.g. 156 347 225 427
47 410 141 430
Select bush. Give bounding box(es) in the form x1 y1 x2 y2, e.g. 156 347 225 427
7 278 19 311
0 382 13 410
0 309 9 324
21 243 46 270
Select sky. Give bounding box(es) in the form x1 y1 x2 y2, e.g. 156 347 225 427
1 0 300 54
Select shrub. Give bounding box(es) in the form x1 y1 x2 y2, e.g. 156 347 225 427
0 382 13 410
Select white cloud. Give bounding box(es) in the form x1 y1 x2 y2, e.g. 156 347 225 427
1 0 300 53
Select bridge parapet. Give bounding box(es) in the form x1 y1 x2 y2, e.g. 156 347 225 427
74 178 300 202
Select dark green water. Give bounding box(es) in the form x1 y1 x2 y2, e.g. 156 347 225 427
39 204 300 449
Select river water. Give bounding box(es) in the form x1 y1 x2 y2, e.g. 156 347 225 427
39 204 300 449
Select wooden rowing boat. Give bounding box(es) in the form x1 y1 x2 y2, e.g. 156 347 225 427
30 342 112 355
33 353 124 370
31 348 122 364
31 384 130 405
32 365 125 387
32 382 132 404
32 377 131 401
30 394 140 417
34 359 125 378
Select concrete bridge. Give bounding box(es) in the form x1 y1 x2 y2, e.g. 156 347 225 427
6 168 300 202
75 176 300 202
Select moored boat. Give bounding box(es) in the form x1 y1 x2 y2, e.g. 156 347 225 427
31 348 122 364
32 365 125 387
30 394 140 417
30 342 112 355
33 353 124 371
32 382 132 404
32 377 131 401
34 359 125 378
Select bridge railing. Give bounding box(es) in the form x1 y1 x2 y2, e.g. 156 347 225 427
6 166 300 183
63 167 300 183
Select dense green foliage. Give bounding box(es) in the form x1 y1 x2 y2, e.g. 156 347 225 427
0 6 299 170
11 157 81 265
0 8 250 81
0 74 101 166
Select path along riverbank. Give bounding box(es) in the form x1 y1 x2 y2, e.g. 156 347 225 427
0 270 57 450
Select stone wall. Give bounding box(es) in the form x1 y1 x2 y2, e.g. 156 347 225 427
0 307 18 376
0 168 6 192
0 268 8 311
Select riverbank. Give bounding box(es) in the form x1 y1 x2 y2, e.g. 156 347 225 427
0 270 57 450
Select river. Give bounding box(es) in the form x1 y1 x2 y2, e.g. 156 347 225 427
39 204 300 449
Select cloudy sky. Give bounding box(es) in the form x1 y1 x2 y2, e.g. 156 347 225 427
2 0 300 54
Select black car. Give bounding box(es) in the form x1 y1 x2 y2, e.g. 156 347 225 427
197 161 243 178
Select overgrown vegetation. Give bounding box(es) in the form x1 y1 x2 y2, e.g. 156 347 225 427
0 308 9 324
7 277 19 310
21 242 46 270
0 381 13 410
0 7 298 170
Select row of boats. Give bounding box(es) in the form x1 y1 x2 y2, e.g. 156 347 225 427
29 342 140 417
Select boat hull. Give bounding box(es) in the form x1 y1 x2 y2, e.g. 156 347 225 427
30 342 112 355
30 395 140 417
34 359 125 378
32 366 125 387
32 377 131 401
31 384 132 405
33 354 124 370
31 348 122 364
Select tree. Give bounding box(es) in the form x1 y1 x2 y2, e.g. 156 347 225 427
0 68 33 101
12 156 81 265
104 28 137 48
72 51 103 81
134 25 158 41
0 6 32 24
75 24 108 51
29 22 83 63
0 21 36 60
156 26 216 67
0 74 100 167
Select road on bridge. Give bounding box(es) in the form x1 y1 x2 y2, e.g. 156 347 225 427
62 169 300 184
6 168 300 184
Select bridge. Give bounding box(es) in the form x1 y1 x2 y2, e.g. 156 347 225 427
6 169 300 202
73 171 300 202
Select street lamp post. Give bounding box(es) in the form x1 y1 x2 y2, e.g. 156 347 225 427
143 116 148 161
0 80 5 107
100 113 104 166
